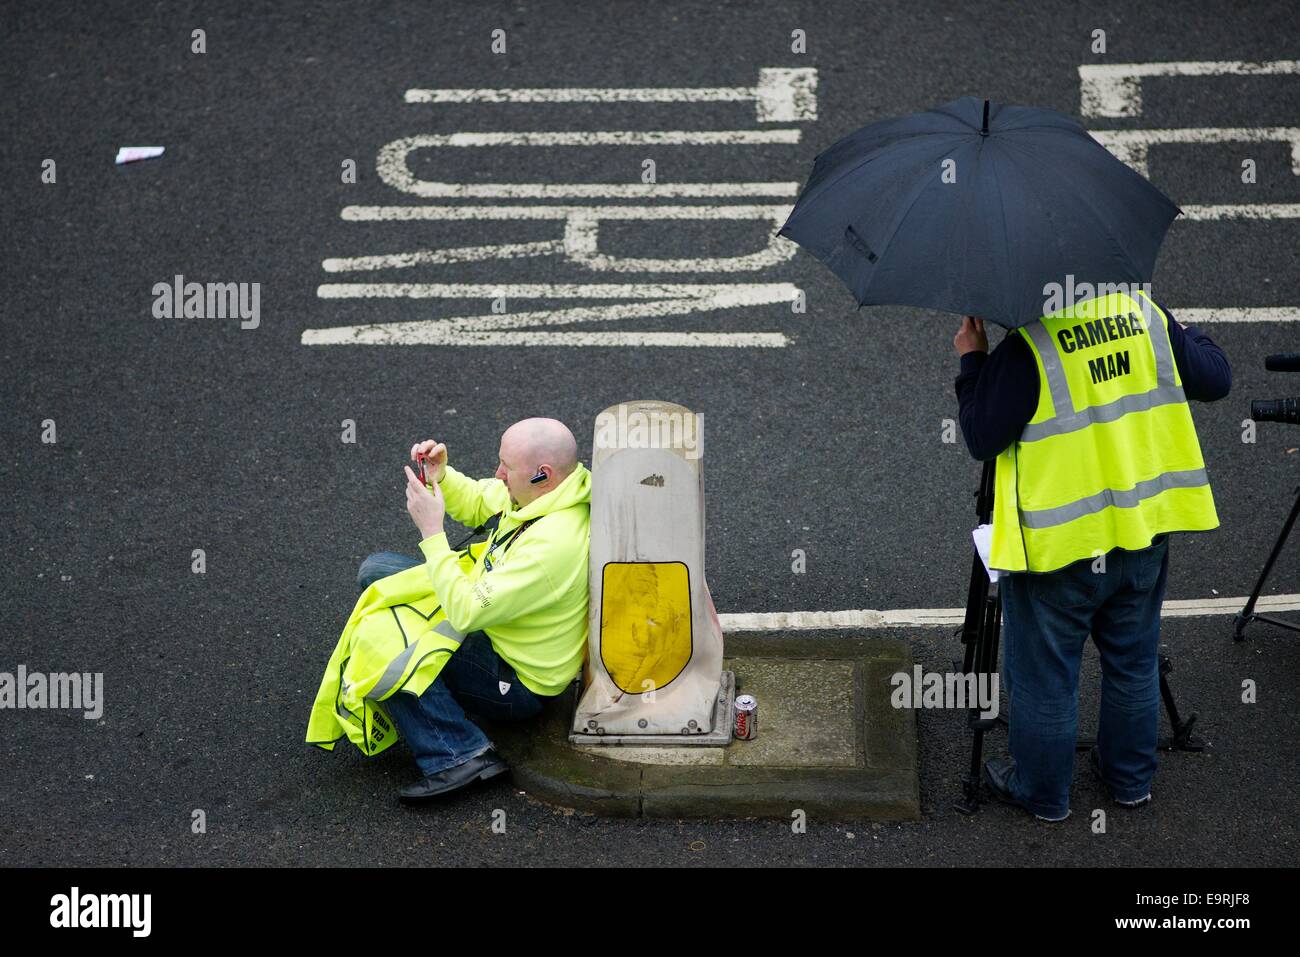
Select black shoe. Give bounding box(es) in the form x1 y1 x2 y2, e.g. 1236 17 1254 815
1088 746 1151 809
399 749 509 803
983 756 1070 822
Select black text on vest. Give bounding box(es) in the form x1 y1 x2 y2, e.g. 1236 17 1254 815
1088 349 1132 384
1056 311 1147 355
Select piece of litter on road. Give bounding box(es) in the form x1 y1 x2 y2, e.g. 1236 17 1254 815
1212 588 1219 595
115 146 165 165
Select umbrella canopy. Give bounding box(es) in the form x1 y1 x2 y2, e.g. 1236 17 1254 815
778 96 1181 328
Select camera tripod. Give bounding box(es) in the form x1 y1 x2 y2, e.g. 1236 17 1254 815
954 460 1205 815
1233 480 1300 640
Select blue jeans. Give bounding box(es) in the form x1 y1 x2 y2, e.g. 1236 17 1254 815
998 534 1170 818
356 551 544 776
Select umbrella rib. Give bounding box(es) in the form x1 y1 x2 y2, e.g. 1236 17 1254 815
1003 133 1153 285
789 131 965 226
857 144 962 303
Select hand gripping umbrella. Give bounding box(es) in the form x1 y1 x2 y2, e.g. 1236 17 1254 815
778 95 1181 328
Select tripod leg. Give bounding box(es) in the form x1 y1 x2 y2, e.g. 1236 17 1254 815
956 460 1000 814
1234 485 1300 641
1157 655 1205 751
956 580 1003 813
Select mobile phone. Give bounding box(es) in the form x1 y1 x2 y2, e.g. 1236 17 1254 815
415 452 431 486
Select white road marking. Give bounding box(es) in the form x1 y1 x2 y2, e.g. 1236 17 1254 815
336 204 797 274
341 204 794 221
316 282 799 299
1080 59 1300 117
377 130 802 147
1181 203 1300 220
404 67 818 122
375 128 800 197
719 593 1300 632
375 133 800 199
1175 308 1297 324
305 285 798 347
313 69 817 349
1089 127 1300 179
304 330 787 348
322 241 564 272
368 182 801 199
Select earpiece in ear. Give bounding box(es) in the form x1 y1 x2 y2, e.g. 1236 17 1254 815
529 469 547 485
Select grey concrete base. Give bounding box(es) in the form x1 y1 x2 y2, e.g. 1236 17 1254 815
485 635 920 821
568 671 736 746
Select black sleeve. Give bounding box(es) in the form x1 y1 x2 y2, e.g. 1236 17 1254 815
954 332 1040 462
1159 302 1232 402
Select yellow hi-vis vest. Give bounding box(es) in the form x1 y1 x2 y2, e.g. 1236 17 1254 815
989 290 1219 573
305 545 485 756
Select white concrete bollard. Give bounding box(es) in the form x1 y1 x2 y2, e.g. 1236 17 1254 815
571 400 729 741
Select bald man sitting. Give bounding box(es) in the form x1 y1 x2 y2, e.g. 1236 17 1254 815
356 417 592 802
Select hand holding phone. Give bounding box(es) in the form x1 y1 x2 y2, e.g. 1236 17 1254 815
410 440 448 486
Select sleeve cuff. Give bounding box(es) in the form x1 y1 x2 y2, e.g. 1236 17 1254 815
418 531 451 557
959 351 988 377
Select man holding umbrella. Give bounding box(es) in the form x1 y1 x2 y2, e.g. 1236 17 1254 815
781 96 1231 822
953 298 1229 821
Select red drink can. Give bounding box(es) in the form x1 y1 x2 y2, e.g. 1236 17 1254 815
734 694 758 740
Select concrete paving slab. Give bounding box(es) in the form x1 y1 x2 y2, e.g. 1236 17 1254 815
722 658 858 767
486 636 920 820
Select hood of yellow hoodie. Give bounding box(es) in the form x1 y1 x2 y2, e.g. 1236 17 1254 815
502 461 591 525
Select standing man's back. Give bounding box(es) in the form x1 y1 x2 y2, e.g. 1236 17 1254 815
952 290 1231 821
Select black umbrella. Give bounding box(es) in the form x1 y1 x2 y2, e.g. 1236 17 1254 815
778 96 1181 329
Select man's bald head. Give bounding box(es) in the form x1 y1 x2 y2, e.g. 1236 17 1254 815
495 418 579 507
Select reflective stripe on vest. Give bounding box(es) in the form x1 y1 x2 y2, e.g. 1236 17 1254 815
988 291 1218 573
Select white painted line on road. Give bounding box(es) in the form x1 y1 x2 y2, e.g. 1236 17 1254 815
375 127 802 196
365 182 801 199
1181 203 1300 220
342 204 794 221
322 241 564 272
316 282 799 299
719 593 1300 632
406 86 758 103
379 130 802 146
404 67 818 122
1080 59 1300 117
336 204 797 273
1089 127 1300 179
303 329 787 348
305 285 798 343
1177 308 1297 324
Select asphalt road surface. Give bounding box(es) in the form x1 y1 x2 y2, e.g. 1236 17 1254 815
2 0 1297 867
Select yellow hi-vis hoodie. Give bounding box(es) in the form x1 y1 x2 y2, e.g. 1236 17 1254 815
305 460 592 756
305 555 478 756
419 461 592 697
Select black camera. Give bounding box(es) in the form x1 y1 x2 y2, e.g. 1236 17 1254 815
1250 353 1300 425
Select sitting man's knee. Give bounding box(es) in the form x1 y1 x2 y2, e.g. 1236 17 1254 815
357 553 388 591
